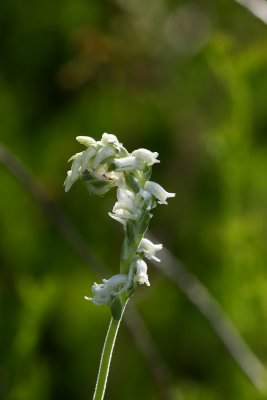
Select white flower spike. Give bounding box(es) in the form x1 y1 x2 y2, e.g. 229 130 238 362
65 132 175 313
66 132 175 400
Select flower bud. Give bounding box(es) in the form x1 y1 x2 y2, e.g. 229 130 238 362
101 133 120 146
134 259 150 286
76 136 97 147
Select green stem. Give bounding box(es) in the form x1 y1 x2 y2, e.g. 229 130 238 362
92 302 128 400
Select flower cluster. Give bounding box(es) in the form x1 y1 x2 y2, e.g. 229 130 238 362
65 133 175 318
64 133 125 195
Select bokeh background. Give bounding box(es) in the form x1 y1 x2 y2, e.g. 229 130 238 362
1 0 267 399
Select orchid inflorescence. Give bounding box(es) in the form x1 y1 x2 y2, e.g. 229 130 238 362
64 133 175 319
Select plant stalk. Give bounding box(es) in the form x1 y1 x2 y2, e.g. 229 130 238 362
92 302 128 400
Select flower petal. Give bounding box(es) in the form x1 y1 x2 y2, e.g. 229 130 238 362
76 136 97 147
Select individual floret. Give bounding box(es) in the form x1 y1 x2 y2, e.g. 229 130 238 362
137 238 163 262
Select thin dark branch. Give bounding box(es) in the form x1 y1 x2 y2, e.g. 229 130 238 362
125 305 173 400
147 233 267 391
0 144 105 275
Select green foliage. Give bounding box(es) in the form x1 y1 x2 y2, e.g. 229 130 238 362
1 1 267 399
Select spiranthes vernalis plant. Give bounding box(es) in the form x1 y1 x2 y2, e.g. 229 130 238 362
64 133 175 399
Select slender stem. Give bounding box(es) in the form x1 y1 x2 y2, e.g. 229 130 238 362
93 302 128 400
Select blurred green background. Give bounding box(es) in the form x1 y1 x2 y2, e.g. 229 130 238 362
1 0 267 399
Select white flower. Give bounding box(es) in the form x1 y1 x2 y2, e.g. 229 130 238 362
138 238 163 262
114 148 159 171
116 187 137 210
109 187 143 225
84 274 129 305
134 259 150 286
131 148 160 166
76 136 97 147
64 146 98 192
144 181 175 205
85 282 111 306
